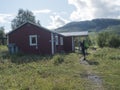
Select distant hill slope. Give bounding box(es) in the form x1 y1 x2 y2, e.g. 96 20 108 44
102 25 120 34
55 19 120 33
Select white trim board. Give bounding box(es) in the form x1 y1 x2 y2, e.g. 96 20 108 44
51 33 54 55
72 36 74 51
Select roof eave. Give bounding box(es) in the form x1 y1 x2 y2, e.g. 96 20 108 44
7 21 58 35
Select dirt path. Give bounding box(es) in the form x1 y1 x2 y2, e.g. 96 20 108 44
80 57 104 90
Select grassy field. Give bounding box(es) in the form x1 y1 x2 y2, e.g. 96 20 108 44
0 45 120 90
0 45 90 90
87 48 120 90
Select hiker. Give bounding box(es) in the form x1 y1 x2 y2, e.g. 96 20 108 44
84 38 90 54
79 41 81 51
79 40 86 60
84 40 88 55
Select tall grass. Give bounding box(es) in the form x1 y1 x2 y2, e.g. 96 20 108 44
0 46 120 90
87 48 120 90
0 46 92 90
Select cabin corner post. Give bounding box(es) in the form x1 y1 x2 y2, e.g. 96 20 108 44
51 33 54 55
72 36 75 52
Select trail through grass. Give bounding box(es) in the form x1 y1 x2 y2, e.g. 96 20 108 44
80 57 104 90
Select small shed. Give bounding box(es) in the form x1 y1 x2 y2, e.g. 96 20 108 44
0 37 7 45
60 31 88 52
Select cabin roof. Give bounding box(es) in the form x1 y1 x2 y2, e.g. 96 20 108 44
60 31 88 37
7 21 62 36
7 21 88 37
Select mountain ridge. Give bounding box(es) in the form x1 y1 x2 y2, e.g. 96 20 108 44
55 18 120 33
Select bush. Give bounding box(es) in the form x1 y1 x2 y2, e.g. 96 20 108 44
53 55 64 65
109 55 120 60
108 34 120 48
97 32 109 47
97 32 120 48
89 32 98 46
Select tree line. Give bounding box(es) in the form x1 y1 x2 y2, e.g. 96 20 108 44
0 9 40 45
0 27 6 45
11 9 41 30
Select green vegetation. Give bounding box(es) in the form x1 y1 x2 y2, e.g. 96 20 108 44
97 32 120 48
89 32 98 45
0 27 6 45
0 46 90 90
103 25 120 34
11 9 40 30
53 54 64 65
87 48 120 90
0 46 120 90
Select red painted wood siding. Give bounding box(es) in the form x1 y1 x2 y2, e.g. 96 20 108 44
9 23 52 55
63 37 72 53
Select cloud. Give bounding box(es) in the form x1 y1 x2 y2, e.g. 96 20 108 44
33 9 51 15
0 14 14 23
68 0 120 21
0 13 15 33
91 0 120 18
47 15 69 29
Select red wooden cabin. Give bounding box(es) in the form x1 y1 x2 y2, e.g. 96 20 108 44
7 22 65 54
7 21 88 55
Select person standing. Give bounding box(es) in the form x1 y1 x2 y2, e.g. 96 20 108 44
80 40 86 60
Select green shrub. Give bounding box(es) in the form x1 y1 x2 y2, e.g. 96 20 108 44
97 32 109 47
53 55 64 65
97 32 120 48
109 55 120 60
107 34 120 48
89 32 98 46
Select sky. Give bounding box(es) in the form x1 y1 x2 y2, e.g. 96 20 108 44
0 0 120 33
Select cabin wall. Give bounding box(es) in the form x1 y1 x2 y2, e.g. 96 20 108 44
63 36 73 53
8 23 52 55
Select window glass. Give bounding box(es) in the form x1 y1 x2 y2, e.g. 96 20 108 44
55 35 58 45
60 37 63 45
29 35 37 46
32 37 36 44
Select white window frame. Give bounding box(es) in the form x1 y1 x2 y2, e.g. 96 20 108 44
29 35 37 46
60 37 63 45
55 35 58 45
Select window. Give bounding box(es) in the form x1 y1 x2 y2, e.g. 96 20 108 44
55 35 58 45
60 37 63 45
29 35 37 46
